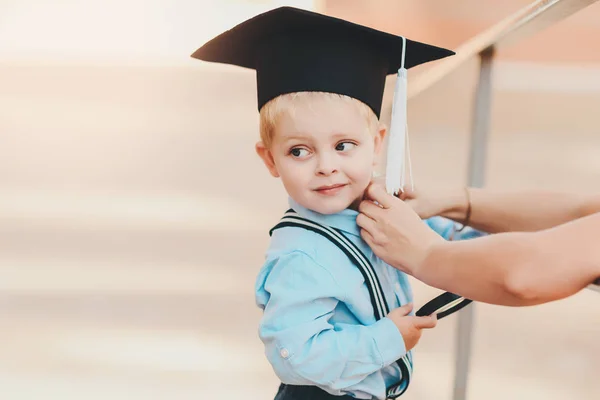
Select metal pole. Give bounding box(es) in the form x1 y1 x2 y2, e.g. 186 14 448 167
452 46 495 400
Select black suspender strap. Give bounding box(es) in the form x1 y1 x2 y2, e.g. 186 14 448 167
415 291 472 319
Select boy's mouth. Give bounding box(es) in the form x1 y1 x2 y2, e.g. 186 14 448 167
314 183 348 195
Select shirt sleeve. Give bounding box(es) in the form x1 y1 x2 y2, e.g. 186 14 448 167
424 216 487 241
257 250 407 393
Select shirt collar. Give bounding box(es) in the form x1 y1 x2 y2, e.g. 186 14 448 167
288 197 361 237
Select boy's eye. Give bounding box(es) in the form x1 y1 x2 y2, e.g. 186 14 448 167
290 147 310 157
336 142 357 152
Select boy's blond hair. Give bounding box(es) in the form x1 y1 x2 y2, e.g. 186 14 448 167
259 92 379 148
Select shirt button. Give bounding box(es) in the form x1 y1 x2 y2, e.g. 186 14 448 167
280 348 290 359
395 282 401 292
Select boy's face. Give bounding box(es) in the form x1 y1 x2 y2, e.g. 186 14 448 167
257 96 385 214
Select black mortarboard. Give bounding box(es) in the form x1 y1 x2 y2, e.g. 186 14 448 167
192 6 454 195
191 6 453 118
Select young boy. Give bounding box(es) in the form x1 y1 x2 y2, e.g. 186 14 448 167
192 7 481 400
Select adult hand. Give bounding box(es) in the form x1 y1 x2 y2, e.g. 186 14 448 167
370 176 467 220
397 186 467 220
357 182 444 275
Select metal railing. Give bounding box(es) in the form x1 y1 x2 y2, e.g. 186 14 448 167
387 1 600 399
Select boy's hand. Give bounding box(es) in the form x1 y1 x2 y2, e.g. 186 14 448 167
387 303 437 351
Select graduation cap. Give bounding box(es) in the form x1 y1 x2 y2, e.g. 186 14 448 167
192 6 454 195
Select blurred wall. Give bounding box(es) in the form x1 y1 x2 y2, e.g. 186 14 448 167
1 1 599 399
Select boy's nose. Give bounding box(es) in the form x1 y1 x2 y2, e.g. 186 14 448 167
316 154 338 176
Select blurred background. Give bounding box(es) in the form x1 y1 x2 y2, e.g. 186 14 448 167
1 0 599 399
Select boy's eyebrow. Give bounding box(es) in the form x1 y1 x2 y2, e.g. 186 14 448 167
278 133 311 142
331 132 357 139
280 132 358 142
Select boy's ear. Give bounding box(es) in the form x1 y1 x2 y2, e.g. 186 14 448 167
373 123 387 157
255 141 280 178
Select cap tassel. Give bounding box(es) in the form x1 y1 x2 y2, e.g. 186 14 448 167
385 37 414 196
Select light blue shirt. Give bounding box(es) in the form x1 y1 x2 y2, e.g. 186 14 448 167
255 198 484 399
